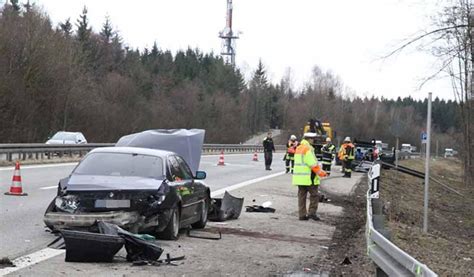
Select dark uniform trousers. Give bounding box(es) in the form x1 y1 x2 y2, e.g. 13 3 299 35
297 185 319 218
264 151 273 169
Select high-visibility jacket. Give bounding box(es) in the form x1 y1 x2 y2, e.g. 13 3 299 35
287 140 298 154
292 139 324 186
338 143 355 161
321 143 336 165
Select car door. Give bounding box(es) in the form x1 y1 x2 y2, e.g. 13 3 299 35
167 155 194 223
175 155 204 224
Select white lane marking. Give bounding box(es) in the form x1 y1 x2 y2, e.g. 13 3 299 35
40 186 57 190
0 248 64 276
211 171 285 197
2 169 285 275
0 163 78 171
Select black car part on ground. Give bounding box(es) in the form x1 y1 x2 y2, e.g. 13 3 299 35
57 222 165 263
208 191 244 221
98 221 164 262
245 205 276 213
61 229 125 262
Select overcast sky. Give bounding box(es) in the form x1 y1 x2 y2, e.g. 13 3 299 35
26 0 453 100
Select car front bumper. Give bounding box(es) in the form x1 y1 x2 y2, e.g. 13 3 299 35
44 211 141 229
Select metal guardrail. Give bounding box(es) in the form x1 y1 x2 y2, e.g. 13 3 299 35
0 143 286 162
366 162 437 276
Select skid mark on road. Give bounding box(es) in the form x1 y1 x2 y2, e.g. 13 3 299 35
205 226 330 245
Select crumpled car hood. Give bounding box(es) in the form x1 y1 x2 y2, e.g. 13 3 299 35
115 129 205 175
67 175 164 191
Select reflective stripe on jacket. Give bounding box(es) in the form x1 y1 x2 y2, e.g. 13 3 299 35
292 139 320 186
322 143 335 164
338 143 355 161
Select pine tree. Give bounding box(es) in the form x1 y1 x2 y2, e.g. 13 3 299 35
100 16 113 43
59 18 72 36
76 6 91 44
10 0 21 12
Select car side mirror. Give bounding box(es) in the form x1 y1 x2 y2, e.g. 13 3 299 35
194 171 206 180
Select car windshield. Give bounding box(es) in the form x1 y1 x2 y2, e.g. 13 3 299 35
51 132 77 141
73 152 164 179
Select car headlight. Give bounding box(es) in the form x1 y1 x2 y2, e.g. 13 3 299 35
55 195 79 213
55 196 64 208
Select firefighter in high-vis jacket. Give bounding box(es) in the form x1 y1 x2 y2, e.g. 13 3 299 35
292 132 327 221
321 137 336 175
338 137 355 178
285 135 298 173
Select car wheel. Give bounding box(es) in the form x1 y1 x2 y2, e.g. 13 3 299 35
191 199 208 229
158 208 180 240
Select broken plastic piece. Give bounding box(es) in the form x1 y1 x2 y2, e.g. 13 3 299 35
208 191 244 221
261 201 272 208
97 221 163 262
61 229 124 262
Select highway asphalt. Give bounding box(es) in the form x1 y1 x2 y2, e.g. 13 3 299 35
0 153 285 259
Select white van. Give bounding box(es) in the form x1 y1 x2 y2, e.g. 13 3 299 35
444 148 454 158
401 144 412 153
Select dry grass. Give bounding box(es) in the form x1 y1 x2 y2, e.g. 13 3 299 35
381 158 474 275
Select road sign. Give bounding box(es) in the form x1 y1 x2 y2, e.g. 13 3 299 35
421 132 427 144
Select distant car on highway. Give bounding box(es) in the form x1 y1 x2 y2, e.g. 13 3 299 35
46 131 87 144
444 148 454 158
44 129 210 240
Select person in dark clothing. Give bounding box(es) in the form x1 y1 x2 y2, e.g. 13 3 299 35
263 132 275 170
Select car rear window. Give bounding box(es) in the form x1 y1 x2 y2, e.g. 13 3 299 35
51 132 77 141
73 152 164 179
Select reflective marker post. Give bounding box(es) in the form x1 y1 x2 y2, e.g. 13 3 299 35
423 92 432 233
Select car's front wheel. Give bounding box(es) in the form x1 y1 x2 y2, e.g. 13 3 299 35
157 208 180 240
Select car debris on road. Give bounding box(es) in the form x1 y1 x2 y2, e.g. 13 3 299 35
208 191 244 221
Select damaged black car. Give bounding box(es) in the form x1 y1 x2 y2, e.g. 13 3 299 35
44 129 210 240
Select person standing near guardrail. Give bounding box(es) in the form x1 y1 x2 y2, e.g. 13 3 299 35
338 137 355 178
263 132 275 170
292 132 327 221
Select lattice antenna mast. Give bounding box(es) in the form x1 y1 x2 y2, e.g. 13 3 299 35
219 0 239 66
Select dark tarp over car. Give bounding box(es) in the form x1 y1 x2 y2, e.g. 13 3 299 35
116 129 205 175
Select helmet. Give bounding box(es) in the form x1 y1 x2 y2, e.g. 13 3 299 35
344 137 351 142
326 137 331 142
304 132 317 138
290 135 297 140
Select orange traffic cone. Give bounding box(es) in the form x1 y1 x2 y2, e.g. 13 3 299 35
252 151 259 162
217 151 225 166
5 161 28 196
